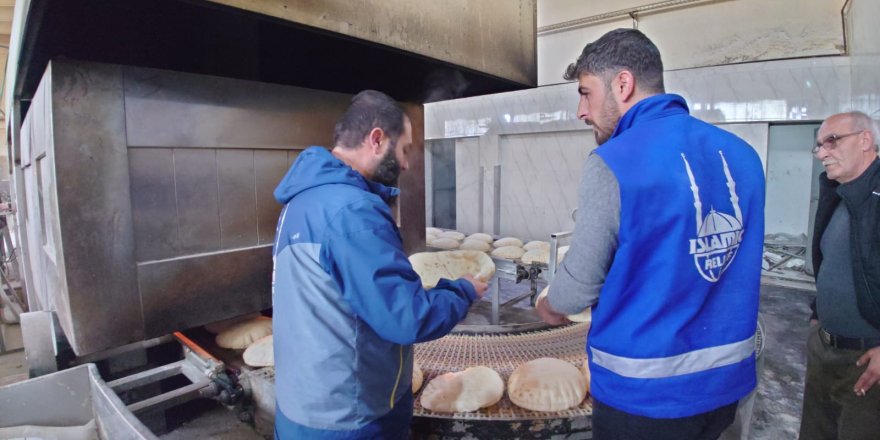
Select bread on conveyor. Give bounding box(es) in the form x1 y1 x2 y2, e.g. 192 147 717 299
243 334 274 367
508 357 587 412
459 239 491 252
413 361 424 393
493 237 523 248
466 232 494 243
437 230 466 241
420 366 504 413
428 237 460 250
523 240 550 251
490 245 525 260
215 316 273 349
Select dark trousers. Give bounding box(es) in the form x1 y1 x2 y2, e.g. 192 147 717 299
799 324 880 440
592 398 737 440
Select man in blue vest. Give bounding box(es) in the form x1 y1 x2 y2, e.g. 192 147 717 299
536 29 765 439
272 90 488 439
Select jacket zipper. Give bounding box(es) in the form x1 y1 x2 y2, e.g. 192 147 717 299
389 345 403 408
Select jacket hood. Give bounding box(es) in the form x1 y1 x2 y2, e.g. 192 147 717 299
274 146 400 205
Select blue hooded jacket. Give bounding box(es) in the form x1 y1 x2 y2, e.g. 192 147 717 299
272 147 476 438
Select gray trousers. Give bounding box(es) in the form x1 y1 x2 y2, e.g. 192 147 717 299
799 324 880 440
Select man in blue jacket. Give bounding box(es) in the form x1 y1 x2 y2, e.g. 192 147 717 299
536 29 765 439
272 90 488 439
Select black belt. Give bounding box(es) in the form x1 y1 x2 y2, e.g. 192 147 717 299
819 327 880 351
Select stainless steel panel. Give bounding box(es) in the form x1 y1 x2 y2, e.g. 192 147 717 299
255 150 290 245
129 148 179 262
208 0 538 87
217 149 259 248
173 148 222 255
50 61 145 353
138 246 272 336
123 66 351 149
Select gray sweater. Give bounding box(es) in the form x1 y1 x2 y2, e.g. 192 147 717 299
547 153 620 315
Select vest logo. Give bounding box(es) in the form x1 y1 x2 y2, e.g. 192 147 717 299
682 151 745 282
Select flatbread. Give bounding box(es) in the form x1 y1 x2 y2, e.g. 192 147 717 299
204 312 262 334
409 250 495 289
429 237 460 250
459 239 491 252
491 245 525 260
557 245 570 263
243 334 274 367
536 286 592 323
508 358 587 412
420 366 504 413
413 361 424 393
466 233 494 243
523 240 550 251
427 227 443 236
582 358 591 393
493 237 523 248
521 248 549 265
215 317 273 349
438 230 466 241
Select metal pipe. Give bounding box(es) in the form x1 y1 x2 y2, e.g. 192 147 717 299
538 0 724 35
841 0 852 55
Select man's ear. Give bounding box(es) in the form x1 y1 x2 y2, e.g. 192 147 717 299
367 127 385 155
613 70 636 104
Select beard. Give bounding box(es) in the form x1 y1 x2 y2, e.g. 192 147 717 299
371 143 401 187
592 88 622 145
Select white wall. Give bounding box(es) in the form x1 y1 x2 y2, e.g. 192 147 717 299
538 0 847 86
765 124 820 237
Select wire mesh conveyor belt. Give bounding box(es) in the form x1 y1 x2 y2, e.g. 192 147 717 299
413 322 592 420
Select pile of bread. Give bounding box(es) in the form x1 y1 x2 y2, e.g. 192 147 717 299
415 357 590 413
207 314 275 368
425 227 569 265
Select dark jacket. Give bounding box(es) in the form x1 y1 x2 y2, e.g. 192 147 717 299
811 158 880 329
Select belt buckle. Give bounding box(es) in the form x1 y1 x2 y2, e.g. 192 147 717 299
819 328 834 347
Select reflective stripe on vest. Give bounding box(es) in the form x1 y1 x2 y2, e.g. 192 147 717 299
590 335 755 379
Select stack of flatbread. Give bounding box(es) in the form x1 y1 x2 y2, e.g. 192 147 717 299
491 237 525 260
409 250 496 289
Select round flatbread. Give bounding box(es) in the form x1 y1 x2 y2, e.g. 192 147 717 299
243 334 274 367
413 361 424 393
491 245 525 260
523 240 550 251
409 250 496 289
557 245 570 264
204 312 262 334
493 237 523 248
508 358 587 412
429 237 460 250
521 248 549 265
536 286 592 323
466 233 494 243
459 239 491 252
215 317 272 349
427 227 443 236
581 358 591 394
438 230 466 241
420 366 504 413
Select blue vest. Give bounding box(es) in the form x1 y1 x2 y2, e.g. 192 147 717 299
591 94 765 418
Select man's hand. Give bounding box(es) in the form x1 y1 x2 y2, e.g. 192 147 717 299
536 294 569 326
461 274 489 299
854 346 880 396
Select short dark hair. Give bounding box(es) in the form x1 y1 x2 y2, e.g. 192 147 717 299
563 28 665 94
333 90 406 150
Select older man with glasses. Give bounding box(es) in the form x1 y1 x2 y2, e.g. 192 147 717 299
800 111 880 440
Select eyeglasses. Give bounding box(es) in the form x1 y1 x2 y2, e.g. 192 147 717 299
812 131 864 154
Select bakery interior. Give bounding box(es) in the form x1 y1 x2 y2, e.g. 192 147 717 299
0 0 876 439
